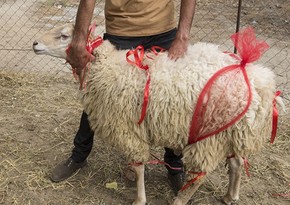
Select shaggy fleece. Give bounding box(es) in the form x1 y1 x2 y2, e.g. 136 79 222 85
81 40 276 172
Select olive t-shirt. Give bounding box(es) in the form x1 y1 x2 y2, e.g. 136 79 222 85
105 0 176 36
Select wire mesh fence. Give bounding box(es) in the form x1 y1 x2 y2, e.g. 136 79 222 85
0 1 289 204
0 0 290 125
0 0 289 102
0 0 290 107
0 0 290 93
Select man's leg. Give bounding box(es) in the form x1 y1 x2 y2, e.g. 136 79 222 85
104 32 185 193
164 147 184 194
50 112 94 182
146 29 185 194
71 112 94 163
117 28 185 194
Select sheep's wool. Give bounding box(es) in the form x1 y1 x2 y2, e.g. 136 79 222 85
81 40 276 170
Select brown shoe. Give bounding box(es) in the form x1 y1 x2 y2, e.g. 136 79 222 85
50 158 87 182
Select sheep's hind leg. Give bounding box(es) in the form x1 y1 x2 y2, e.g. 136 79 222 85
132 164 146 205
223 157 243 205
172 174 206 205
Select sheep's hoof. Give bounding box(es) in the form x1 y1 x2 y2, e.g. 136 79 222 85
222 195 239 205
132 199 146 205
171 197 184 205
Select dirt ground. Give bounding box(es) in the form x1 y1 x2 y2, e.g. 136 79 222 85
0 72 289 205
0 0 290 205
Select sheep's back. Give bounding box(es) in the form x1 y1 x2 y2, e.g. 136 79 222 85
81 41 276 165
82 42 237 160
147 43 238 149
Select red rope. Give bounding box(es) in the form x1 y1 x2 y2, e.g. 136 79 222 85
128 153 183 171
126 46 165 124
188 27 269 145
243 158 250 177
188 63 252 144
66 23 103 90
227 155 250 177
271 90 282 144
272 183 290 197
272 193 290 197
128 160 182 171
126 46 150 124
180 171 206 192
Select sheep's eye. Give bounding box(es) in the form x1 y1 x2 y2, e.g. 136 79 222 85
60 34 69 41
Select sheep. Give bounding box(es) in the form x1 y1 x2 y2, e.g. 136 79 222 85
32 23 282 205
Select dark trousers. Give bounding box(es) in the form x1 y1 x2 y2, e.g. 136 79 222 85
71 28 183 175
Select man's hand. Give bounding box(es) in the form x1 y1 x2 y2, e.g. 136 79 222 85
65 0 97 75
66 42 95 76
168 0 196 61
168 30 190 61
167 36 189 61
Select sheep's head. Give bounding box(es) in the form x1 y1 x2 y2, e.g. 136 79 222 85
33 24 74 59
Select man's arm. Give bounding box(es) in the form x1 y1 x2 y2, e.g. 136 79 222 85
168 0 196 60
66 0 96 75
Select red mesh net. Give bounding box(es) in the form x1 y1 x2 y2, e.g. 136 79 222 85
188 27 269 144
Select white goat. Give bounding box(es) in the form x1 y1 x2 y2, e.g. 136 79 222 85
33 24 282 205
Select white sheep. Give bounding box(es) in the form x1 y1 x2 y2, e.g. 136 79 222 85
33 24 282 205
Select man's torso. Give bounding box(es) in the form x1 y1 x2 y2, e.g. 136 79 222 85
105 0 176 36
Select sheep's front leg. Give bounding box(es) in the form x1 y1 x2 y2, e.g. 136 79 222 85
132 164 146 205
172 174 206 205
223 157 243 205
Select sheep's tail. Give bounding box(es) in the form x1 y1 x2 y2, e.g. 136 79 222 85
188 27 269 145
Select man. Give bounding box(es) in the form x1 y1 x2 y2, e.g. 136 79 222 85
51 0 196 194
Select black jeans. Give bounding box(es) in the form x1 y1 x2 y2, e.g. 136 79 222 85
71 28 183 175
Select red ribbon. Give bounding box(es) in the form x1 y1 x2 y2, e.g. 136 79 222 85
85 23 103 53
145 46 166 59
126 45 149 124
272 193 290 197
128 153 182 170
188 62 253 144
227 155 250 177
126 46 166 124
126 45 148 70
188 27 269 145
270 90 281 144
180 171 206 192
272 183 290 197
243 158 250 177
128 159 183 171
